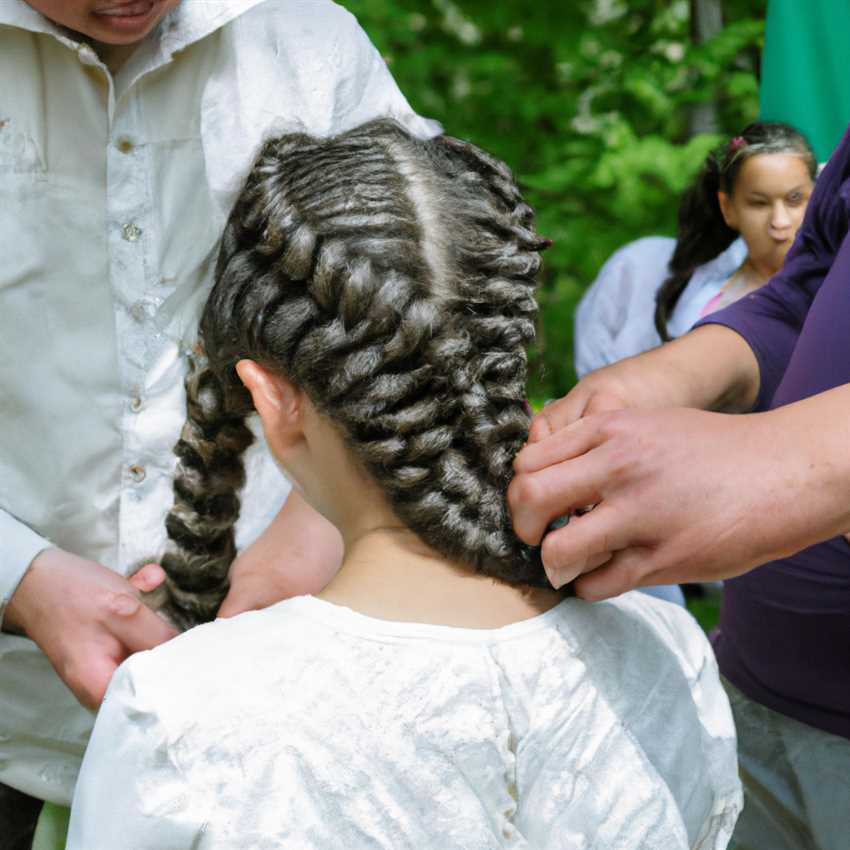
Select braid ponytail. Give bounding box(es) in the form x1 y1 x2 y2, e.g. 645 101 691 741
654 152 735 340
144 356 254 630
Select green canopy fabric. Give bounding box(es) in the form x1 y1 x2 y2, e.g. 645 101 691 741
760 0 850 162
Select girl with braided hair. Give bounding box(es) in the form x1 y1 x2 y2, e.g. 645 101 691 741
67 119 741 850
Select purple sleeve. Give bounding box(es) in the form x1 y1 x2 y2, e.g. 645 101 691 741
693 125 850 410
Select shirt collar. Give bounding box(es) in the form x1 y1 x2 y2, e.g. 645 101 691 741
690 236 748 288
0 0 267 57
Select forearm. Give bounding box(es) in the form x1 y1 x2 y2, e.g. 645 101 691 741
218 490 343 616
610 324 761 413
756 382 850 558
238 490 343 591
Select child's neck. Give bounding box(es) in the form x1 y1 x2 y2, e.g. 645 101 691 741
93 41 139 74
316 525 562 629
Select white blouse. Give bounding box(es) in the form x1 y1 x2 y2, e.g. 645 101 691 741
0 0 438 805
68 593 742 849
574 237 747 377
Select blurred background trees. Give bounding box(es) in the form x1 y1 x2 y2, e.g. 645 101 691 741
340 0 767 400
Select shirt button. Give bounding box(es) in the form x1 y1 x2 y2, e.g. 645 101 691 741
130 395 143 412
130 301 147 322
116 136 135 154
129 464 146 483
76 43 97 64
122 222 143 242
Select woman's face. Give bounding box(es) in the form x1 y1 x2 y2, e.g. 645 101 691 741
718 153 814 275
25 1 180 44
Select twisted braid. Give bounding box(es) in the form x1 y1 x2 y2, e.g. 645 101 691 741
144 357 254 630
156 119 554 625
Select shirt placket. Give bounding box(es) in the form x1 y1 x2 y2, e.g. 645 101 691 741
106 82 159 575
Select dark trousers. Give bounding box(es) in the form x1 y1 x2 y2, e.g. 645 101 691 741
0 783 42 850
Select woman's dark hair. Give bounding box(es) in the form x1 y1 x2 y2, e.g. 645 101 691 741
151 119 552 629
654 121 816 341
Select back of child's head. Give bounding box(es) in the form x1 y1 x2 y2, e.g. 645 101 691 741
655 120 816 340
156 119 552 627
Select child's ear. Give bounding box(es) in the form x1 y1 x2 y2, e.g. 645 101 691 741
717 191 738 230
235 360 303 450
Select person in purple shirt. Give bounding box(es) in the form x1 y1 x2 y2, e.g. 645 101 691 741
508 126 850 849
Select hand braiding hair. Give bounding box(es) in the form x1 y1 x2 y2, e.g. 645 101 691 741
151 119 553 629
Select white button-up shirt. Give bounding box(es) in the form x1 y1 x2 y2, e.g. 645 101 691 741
0 0 438 804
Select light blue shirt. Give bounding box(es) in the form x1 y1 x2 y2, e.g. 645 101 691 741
575 236 747 377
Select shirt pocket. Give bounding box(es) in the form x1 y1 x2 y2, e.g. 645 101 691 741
0 115 46 174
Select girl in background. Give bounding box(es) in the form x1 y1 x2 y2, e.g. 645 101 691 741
575 122 816 376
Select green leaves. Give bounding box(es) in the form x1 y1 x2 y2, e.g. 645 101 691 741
341 0 765 397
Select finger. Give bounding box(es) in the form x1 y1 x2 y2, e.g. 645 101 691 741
583 391 627 416
573 547 657 601
509 451 609 546
539 506 629 588
527 391 588 443
514 415 604 475
127 563 166 594
548 550 612 589
106 591 179 650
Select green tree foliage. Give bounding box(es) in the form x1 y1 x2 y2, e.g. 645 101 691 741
341 0 766 399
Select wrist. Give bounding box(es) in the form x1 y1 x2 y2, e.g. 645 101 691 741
2 547 56 635
640 325 759 412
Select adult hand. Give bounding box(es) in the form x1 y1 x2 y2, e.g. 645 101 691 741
509 324 767 597
217 490 343 618
510 390 850 600
3 549 178 710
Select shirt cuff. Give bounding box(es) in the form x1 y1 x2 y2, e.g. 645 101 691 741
0 510 52 631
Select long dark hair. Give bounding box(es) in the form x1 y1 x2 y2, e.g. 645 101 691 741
152 120 553 629
654 121 816 341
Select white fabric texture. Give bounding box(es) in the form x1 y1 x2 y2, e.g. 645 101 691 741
0 0 438 804
574 236 747 377
68 592 742 850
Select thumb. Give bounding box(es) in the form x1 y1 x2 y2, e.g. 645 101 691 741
106 590 179 652
127 563 167 594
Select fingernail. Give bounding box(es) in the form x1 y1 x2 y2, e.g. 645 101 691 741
545 569 568 591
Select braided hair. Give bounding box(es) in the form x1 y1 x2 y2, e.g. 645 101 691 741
654 121 816 341
153 119 553 629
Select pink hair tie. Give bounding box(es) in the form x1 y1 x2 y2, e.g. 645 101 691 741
729 136 747 151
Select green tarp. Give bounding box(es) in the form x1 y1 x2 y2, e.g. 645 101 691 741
760 0 850 162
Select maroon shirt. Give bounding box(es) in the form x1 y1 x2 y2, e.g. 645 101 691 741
694 127 850 739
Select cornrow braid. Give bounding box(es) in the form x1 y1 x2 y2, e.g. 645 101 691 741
155 119 555 627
